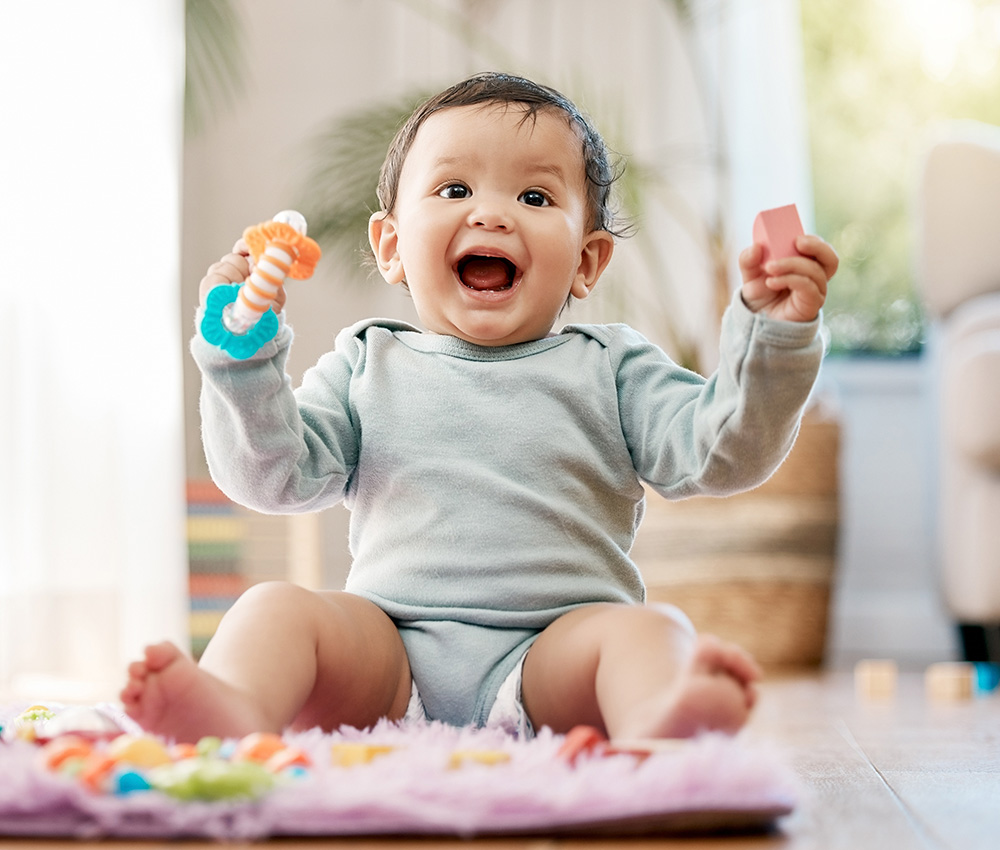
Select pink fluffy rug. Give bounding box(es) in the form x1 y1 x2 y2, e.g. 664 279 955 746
0 705 798 839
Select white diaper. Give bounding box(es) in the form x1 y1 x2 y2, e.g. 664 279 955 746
403 652 534 738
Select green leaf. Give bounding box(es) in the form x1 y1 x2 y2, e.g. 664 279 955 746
185 0 246 138
296 92 431 272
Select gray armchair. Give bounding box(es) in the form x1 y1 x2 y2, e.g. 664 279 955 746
918 121 1000 661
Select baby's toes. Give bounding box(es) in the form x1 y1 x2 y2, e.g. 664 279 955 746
695 635 761 685
142 640 184 673
721 643 763 686
120 678 143 706
126 659 149 682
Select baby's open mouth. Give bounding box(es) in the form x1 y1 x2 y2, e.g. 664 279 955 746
457 255 517 292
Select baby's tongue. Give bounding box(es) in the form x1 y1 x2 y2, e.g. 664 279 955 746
460 257 510 290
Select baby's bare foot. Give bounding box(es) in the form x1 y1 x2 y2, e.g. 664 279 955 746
618 635 762 740
120 641 268 743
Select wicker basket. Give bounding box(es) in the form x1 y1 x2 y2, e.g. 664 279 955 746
632 403 840 668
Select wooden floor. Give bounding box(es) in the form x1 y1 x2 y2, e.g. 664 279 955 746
3 670 998 849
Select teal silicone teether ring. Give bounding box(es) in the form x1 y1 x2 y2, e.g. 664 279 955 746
201 284 279 360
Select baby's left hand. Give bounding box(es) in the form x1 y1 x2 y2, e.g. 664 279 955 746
738 235 838 323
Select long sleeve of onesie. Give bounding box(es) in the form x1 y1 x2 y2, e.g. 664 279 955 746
193 319 373 514
592 290 824 499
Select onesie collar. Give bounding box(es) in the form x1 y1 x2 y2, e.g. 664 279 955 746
393 329 573 361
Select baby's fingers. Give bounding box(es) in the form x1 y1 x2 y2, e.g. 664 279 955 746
271 285 287 314
199 252 251 305
738 242 765 282
765 255 829 299
765 274 826 322
794 234 839 281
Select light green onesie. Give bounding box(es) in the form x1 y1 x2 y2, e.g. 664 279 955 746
192 292 823 726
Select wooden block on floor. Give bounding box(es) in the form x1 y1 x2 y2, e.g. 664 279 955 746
925 662 975 701
854 659 898 701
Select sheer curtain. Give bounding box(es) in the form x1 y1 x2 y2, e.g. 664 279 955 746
0 1 188 701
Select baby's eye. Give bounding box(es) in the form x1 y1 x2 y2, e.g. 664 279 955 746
438 183 470 199
519 190 550 207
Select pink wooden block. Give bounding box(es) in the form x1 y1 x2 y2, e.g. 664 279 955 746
753 204 804 264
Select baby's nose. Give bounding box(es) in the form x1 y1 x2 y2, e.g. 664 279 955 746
469 201 512 231
475 218 507 230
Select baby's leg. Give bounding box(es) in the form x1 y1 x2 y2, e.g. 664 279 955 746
520 603 761 740
120 582 411 742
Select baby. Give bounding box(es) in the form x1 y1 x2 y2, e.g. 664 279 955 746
122 72 837 744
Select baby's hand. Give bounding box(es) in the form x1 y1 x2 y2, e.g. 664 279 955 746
738 235 838 323
198 239 287 314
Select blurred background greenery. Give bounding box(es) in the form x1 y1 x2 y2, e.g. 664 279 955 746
802 0 1000 355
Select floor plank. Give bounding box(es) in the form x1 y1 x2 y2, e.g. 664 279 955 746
752 672 1000 849
840 673 1000 849
748 675 931 849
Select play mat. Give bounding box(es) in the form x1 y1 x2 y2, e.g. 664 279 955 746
0 703 798 839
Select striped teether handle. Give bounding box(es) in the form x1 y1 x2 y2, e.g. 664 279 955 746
224 210 321 334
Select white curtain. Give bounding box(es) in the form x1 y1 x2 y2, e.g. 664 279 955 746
0 1 188 701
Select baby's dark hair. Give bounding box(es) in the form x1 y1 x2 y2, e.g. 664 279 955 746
377 72 626 237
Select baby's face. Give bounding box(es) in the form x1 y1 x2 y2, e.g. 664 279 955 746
370 104 613 346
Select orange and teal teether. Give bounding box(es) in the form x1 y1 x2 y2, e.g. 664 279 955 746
201 210 322 359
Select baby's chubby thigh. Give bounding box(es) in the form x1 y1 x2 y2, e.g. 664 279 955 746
519 602 698 735
226 584 414 732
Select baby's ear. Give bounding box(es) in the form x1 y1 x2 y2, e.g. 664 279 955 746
368 212 405 284
570 230 615 300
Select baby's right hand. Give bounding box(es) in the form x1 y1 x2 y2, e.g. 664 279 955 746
198 239 287 314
